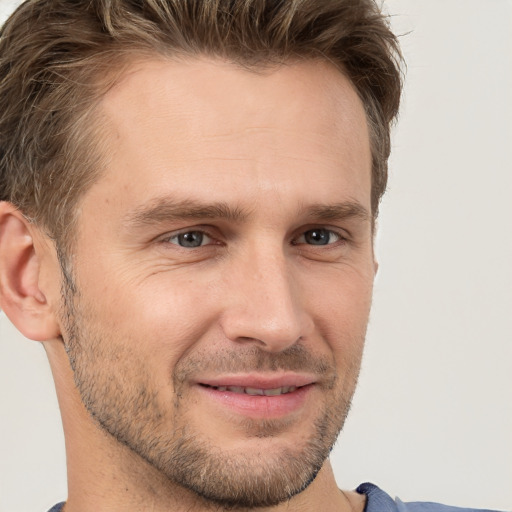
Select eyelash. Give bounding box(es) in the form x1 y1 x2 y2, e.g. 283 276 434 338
292 228 345 247
160 227 348 249
166 230 215 248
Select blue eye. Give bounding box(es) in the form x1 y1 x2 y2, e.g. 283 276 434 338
169 231 211 248
298 229 341 246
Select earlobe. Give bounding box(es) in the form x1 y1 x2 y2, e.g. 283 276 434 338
0 202 61 341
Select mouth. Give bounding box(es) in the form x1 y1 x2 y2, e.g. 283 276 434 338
194 375 315 419
200 384 299 396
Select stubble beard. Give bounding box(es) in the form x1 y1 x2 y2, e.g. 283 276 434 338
59 270 363 509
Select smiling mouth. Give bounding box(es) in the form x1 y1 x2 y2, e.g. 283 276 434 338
200 384 299 396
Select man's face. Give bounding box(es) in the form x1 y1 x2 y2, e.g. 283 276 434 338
60 58 374 508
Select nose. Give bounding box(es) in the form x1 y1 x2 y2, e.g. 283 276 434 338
219 245 314 352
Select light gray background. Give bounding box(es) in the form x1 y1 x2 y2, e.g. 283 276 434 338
1 0 511 511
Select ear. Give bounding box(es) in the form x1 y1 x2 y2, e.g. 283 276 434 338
0 202 61 341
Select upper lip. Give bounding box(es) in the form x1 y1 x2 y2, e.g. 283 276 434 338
196 373 317 389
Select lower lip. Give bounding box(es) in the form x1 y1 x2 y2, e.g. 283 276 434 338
196 384 313 419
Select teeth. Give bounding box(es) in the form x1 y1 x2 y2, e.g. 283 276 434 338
263 388 283 396
227 386 245 394
245 387 264 395
211 385 298 396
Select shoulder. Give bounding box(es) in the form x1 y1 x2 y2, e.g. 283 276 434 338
46 503 65 512
356 483 504 512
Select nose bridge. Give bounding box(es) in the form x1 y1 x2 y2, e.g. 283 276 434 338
220 239 311 351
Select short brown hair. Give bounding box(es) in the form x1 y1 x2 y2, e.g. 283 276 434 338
0 0 402 249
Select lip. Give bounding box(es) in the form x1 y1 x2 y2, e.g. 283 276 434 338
194 373 316 419
197 372 317 389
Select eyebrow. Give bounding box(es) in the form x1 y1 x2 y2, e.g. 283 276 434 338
301 201 371 224
123 197 371 230
123 197 250 229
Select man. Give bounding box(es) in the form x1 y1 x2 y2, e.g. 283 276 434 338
0 1 504 511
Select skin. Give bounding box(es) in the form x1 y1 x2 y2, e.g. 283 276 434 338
0 57 374 511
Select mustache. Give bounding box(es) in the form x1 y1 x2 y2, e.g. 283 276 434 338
173 344 336 384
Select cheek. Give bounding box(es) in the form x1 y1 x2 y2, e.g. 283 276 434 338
305 267 373 354
85 271 221 368
305 261 374 318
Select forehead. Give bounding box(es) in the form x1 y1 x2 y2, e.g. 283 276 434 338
100 56 369 152
87 57 371 221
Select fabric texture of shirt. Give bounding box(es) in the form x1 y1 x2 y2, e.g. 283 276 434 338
356 483 502 512
46 482 504 512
